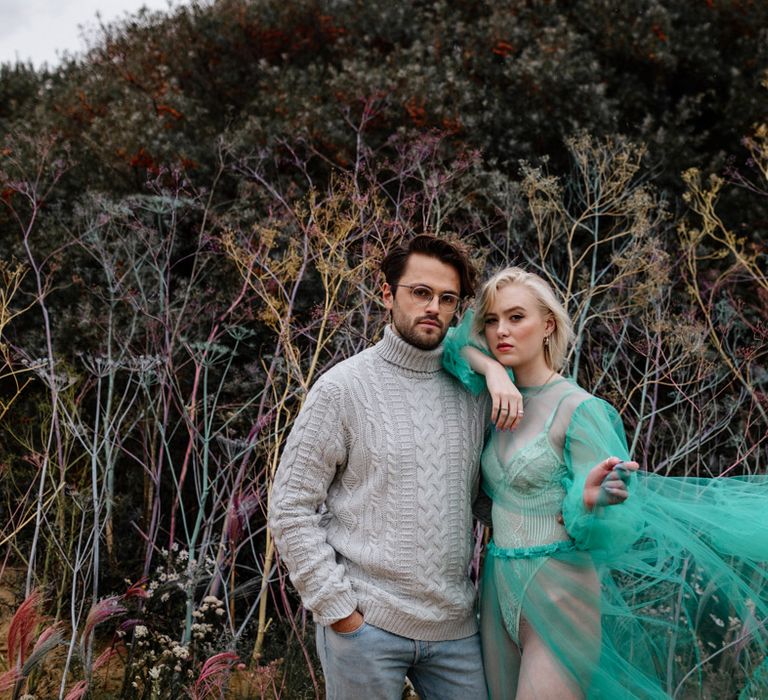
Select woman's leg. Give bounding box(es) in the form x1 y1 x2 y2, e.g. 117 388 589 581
514 556 601 700
514 618 583 700
480 561 522 700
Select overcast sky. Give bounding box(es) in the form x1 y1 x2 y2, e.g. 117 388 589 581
0 0 189 68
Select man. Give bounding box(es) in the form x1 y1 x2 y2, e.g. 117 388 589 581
269 234 490 699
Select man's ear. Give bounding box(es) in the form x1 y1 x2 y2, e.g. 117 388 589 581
382 282 394 311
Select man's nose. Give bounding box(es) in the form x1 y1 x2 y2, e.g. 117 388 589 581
425 295 441 314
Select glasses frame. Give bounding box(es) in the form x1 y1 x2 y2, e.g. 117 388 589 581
391 284 461 312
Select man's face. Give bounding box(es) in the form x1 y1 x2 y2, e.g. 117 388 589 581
382 253 461 350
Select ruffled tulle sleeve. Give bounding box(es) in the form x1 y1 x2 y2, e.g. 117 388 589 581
560 397 643 556
442 309 514 395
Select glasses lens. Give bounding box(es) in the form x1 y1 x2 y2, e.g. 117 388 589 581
438 293 460 311
411 286 434 304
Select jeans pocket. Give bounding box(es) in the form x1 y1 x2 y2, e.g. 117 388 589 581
332 621 368 639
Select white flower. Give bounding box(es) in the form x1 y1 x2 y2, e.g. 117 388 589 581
134 625 148 638
149 666 162 680
203 595 222 605
709 614 725 628
172 645 189 659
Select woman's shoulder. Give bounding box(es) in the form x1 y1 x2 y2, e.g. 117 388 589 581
565 387 624 434
549 377 591 408
552 380 620 425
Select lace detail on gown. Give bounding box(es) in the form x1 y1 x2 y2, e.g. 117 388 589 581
482 386 578 551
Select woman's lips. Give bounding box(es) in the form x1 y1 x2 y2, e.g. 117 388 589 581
496 343 513 351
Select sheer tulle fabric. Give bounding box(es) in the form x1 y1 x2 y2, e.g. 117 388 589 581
443 313 768 699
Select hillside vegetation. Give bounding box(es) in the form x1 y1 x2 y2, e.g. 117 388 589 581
0 1 766 697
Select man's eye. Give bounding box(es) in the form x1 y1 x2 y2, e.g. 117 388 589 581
413 287 433 300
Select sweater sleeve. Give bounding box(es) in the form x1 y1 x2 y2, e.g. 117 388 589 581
268 377 357 625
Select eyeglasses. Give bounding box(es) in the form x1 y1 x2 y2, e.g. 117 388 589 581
392 284 461 312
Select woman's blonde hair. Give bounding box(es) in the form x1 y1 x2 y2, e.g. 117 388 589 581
472 267 574 370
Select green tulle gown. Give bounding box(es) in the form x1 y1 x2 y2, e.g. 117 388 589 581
443 312 768 700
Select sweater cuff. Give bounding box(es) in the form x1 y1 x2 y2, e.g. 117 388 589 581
313 591 358 627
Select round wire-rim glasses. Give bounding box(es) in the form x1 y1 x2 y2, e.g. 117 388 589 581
392 284 461 312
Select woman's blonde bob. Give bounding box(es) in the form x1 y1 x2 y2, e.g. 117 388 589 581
471 267 574 371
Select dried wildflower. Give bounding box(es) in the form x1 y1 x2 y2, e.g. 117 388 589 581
7 589 42 668
63 681 89 700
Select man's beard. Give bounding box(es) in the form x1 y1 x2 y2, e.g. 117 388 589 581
393 315 446 350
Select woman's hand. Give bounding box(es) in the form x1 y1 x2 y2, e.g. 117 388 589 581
460 345 523 430
582 457 639 511
485 363 524 431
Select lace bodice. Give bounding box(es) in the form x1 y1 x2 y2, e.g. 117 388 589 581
482 379 584 549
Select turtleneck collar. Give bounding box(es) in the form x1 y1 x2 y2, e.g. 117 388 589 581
375 325 444 374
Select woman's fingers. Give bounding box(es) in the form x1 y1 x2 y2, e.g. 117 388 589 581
508 396 524 430
485 369 524 431
491 401 507 428
494 394 524 431
600 471 629 503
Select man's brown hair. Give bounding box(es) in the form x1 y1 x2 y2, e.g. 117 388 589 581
380 234 476 298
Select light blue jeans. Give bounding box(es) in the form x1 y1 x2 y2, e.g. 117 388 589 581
316 622 488 700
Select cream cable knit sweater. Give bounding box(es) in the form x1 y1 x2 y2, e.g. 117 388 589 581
269 325 487 641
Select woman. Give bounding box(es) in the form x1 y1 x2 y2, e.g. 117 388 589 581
443 266 768 699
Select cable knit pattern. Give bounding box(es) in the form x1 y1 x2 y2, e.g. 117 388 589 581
269 326 486 641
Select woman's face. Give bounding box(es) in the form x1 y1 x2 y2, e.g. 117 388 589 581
482 283 553 370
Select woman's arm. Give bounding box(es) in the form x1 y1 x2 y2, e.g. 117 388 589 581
442 310 523 430
461 345 523 431
560 398 644 554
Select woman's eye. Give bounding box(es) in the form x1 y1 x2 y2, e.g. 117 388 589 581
509 315 523 321
484 318 497 325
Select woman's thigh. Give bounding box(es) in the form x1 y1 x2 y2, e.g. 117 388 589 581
516 556 601 699
480 562 523 700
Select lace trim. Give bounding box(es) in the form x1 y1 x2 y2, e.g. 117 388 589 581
487 538 575 560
